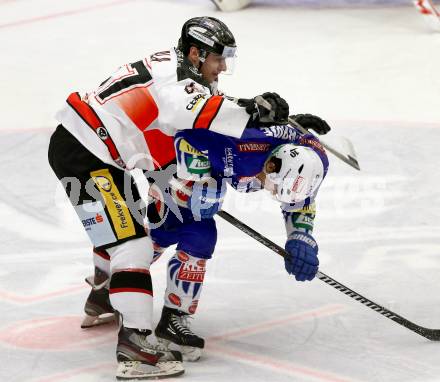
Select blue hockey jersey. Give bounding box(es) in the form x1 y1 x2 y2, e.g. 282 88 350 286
173 124 329 210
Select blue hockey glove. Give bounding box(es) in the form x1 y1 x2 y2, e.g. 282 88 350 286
188 180 226 220
284 232 319 281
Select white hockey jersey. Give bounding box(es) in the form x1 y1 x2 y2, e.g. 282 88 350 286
55 49 250 171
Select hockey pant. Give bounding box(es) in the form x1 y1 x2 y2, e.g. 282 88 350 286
48 125 155 330
148 204 217 314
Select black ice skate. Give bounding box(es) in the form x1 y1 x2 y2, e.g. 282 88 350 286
116 326 184 380
155 306 205 362
81 267 116 328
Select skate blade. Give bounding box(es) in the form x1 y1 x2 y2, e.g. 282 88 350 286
116 361 184 380
81 313 116 328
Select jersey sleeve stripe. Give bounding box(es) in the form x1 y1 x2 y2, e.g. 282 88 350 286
67 92 102 129
193 96 224 130
66 92 126 168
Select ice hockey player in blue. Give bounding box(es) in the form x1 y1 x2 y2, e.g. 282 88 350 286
148 115 330 362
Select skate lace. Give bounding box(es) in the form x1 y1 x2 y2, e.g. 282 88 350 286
171 314 194 336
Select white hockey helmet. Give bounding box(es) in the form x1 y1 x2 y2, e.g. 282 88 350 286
265 144 324 204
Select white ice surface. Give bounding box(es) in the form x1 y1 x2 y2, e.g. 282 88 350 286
1 0 440 381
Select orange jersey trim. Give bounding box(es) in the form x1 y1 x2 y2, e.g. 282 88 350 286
143 129 176 169
193 95 224 130
114 85 158 131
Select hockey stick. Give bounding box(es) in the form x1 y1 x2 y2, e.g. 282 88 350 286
288 116 360 171
414 0 440 30
254 96 361 171
217 210 440 341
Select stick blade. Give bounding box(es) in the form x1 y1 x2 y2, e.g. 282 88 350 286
340 136 361 170
319 135 361 171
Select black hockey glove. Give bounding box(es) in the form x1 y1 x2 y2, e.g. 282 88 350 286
290 114 331 135
238 92 289 126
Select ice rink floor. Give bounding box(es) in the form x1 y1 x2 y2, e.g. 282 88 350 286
1 0 440 381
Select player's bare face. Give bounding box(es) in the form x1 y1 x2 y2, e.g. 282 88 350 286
256 159 278 196
200 53 227 83
264 159 278 174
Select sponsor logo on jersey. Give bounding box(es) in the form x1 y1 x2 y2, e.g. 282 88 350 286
90 169 136 240
179 139 211 175
237 142 271 153
292 214 314 231
186 156 210 174
179 139 204 155
299 137 325 153
168 293 181 307
75 201 117 247
184 81 205 95
186 94 207 111
96 127 109 140
82 213 104 227
177 263 206 283
185 82 196 94
223 147 234 177
94 176 112 192
261 125 297 140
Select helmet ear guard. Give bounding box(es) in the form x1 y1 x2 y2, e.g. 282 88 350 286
265 144 325 204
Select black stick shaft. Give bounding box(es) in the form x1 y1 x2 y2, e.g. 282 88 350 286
217 210 440 341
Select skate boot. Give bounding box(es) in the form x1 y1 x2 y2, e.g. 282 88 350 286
155 306 204 362
81 267 116 328
116 326 184 380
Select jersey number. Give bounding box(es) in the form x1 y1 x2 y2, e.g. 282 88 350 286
96 60 153 104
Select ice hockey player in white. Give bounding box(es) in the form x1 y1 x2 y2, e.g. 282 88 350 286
48 16 290 380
